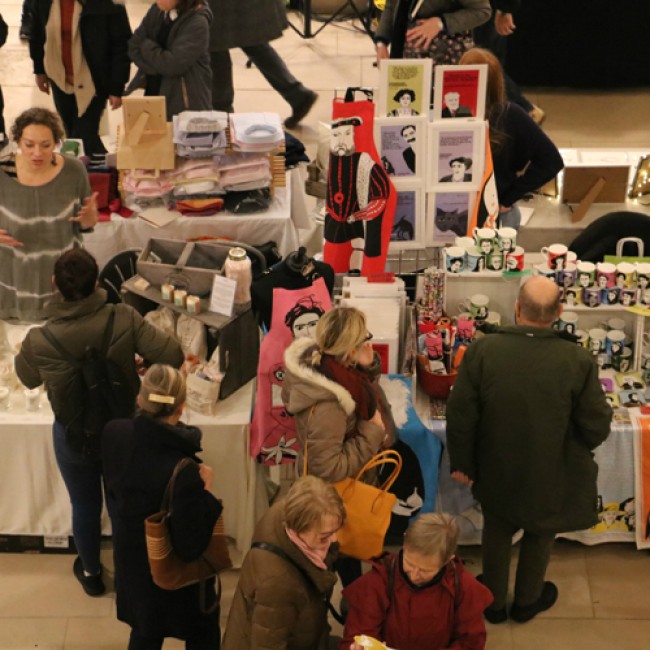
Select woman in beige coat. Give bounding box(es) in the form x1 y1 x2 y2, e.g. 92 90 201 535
282 307 394 585
222 476 342 650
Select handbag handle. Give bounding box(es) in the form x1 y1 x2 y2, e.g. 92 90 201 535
352 449 403 493
160 457 195 515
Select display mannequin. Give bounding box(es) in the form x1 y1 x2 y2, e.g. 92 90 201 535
250 247 335 330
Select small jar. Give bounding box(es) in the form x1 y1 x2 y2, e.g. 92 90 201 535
224 247 252 311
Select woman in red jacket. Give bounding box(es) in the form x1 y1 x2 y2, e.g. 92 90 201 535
342 513 493 650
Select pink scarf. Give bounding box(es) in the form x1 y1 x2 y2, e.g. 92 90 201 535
285 527 328 570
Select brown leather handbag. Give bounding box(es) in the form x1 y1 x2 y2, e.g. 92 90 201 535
145 458 232 612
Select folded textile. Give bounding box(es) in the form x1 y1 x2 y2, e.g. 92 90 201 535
176 111 228 133
229 112 284 152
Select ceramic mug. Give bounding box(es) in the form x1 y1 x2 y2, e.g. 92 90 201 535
556 310 579 334
576 261 596 288
484 311 501 326
556 263 577 289
445 246 466 273
454 236 475 249
612 347 633 373
596 262 617 289
601 317 626 332
24 388 40 412
620 288 637 306
540 243 568 270
583 286 601 308
458 294 490 320
615 262 637 289
487 251 504 272
606 329 626 356
473 227 497 255
640 287 650 306
636 263 650 291
601 286 620 305
563 286 582 306
465 246 484 272
588 327 607 354
533 263 555 279
575 329 589 348
497 227 517 253
505 246 525 272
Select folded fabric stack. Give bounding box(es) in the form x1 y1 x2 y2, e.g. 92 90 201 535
214 152 272 192
173 110 228 158
165 158 224 216
229 112 284 153
122 172 175 210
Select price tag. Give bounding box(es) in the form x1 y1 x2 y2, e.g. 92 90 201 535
209 274 237 316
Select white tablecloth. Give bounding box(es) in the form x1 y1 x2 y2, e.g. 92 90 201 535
85 180 301 270
0 381 267 554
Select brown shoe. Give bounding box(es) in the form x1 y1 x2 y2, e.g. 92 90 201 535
529 104 546 125
285 91 318 130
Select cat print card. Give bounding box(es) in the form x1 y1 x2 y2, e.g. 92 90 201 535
427 191 476 246
374 116 426 179
428 121 484 191
389 183 425 250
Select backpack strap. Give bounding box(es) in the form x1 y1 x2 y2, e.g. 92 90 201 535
251 541 345 625
100 307 116 356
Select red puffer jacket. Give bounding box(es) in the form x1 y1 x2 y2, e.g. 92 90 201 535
341 552 493 650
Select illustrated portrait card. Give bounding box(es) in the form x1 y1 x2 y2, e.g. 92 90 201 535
427 191 476 246
374 116 426 179
428 122 484 191
378 58 432 119
388 183 425 250
432 64 487 122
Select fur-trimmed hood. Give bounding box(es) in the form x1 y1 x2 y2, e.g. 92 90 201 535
283 337 356 417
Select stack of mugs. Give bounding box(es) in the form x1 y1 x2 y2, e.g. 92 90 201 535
556 312 633 371
444 226 525 274
536 243 650 307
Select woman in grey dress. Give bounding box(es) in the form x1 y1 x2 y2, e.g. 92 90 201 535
0 108 98 321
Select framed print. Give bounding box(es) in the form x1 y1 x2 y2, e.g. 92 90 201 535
389 184 425 250
374 116 426 179
427 191 476 246
378 58 432 119
428 122 484 191
432 64 487 121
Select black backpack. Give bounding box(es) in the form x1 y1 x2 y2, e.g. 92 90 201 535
42 309 136 460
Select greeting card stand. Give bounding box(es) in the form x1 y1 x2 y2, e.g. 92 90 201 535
116 97 175 173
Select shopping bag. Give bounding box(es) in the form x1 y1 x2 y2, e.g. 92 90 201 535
333 450 402 560
604 237 650 264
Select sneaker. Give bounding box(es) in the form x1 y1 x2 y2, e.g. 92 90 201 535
284 90 318 130
73 556 106 597
510 581 558 623
19 25 31 41
529 104 546 125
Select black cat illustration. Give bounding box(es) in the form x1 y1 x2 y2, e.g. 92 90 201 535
435 208 468 237
392 216 414 240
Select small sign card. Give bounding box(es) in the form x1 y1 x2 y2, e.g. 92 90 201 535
209 274 237 316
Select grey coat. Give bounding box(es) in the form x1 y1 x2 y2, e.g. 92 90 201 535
446 325 612 534
128 4 212 119
206 0 288 51
15 289 184 419
376 0 491 44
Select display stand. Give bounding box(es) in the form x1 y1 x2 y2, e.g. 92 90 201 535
288 2 374 40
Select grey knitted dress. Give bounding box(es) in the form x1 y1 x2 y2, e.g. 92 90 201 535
0 156 90 321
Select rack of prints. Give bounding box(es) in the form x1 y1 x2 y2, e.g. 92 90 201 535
417 267 445 325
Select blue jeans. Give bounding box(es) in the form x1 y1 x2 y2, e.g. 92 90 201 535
499 205 522 230
53 421 103 575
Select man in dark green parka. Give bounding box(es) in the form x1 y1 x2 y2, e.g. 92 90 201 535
447 276 611 624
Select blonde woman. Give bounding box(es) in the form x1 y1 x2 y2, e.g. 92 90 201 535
282 306 395 585
223 476 343 650
102 364 222 650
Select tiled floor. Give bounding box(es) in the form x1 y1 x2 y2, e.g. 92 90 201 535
2 2 650 647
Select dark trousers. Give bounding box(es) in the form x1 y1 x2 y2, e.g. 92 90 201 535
474 20 533 113
128 619 221 650
53 421 103 575
211 43 309 113
0 84 5 135
50 82 107 156
482 509 555 610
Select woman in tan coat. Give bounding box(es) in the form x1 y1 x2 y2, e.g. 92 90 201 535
282 307 394 585
222 476 343 650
